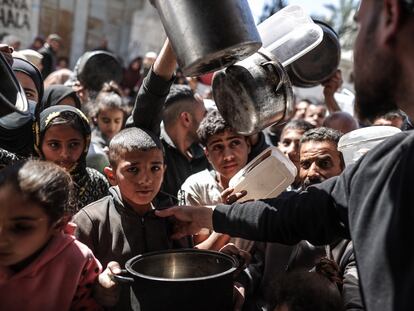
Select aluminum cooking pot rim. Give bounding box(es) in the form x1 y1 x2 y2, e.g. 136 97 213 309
124 248 239 283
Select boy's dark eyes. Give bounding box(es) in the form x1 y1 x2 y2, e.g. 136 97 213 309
230 140 242 147
126 167 138 173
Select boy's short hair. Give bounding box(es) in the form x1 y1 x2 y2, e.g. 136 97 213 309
197 109 234 146
282 119 315 134
108 127 164 167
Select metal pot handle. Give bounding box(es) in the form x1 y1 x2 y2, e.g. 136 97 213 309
260 60 288 92
110 269 135 284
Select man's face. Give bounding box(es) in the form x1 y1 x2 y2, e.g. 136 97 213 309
353 0 399 121
305 105 326 127
299 140 343 188
205 130 250 181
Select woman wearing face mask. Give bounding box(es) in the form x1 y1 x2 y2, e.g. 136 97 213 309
0 58 42 166
12 57 44 104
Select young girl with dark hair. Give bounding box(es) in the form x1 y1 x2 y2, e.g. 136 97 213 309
34 105 109 212
0 160 102 310
91 81 128 152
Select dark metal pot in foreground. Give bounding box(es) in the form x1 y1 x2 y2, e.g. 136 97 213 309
151 0 262 77
213 49 294 135
115 249 238 311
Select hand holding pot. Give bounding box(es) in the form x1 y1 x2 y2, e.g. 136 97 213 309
322 69 343 113
94 261 122 307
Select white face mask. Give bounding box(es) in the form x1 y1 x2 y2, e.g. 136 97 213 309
0 100 36 130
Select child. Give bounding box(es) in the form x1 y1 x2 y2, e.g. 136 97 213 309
34 105 109 213
38 84 82 114
91 81 128 152
0 160 102 310
73 127 191 310
180 109 251 249
271 258 344 311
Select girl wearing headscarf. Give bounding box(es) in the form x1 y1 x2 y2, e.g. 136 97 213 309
34 105 109 213
38 84 82 115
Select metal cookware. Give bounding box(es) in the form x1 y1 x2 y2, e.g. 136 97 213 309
0 52 29 117
114 249 239 311
212 49 294 135
75 50 123 92
286 20 341 87
150 0 262 77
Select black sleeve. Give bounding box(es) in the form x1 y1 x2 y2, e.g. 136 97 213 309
40 52 52 78
212 170 353 246
127 66 174 136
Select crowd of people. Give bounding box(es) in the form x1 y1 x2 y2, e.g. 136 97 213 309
0 0 414 310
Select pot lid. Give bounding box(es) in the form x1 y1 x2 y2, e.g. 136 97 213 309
0 52 29 117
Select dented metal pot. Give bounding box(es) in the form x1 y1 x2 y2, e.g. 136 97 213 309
212 49 293 135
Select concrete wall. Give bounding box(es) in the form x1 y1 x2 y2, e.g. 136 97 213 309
2 0 165 68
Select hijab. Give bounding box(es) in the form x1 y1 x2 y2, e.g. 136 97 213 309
0 58 42 157
12 57 44 102
38 85 82 114
34 105 91 180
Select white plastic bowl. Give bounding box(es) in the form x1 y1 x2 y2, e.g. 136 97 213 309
229 146 297 202
338 126 401 166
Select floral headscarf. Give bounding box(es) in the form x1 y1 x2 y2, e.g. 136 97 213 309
34 105 91 177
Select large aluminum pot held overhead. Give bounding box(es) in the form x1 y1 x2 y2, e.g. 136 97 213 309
213 49 294 135
150 0 262 77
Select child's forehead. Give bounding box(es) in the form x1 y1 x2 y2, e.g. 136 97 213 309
117 148 164 163
207 130 246 145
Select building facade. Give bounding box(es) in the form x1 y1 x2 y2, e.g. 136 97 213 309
1 0 166 67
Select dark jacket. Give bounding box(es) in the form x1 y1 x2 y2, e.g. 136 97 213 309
213 130 414 311
73 186 190 310
128 68 209 207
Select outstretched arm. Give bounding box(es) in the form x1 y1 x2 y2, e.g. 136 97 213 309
130 39 177 135
323 69 343 114
156 175 351 246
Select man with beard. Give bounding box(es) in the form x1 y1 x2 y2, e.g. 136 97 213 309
156 1 414 310
242 128 362 311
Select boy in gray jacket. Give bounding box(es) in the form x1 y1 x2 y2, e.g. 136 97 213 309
73 127 190 310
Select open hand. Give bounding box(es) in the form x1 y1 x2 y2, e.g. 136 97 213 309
155 205 214 239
